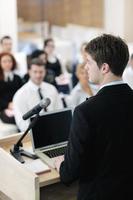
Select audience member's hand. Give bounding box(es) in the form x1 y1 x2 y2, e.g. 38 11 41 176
80 79 93 96
5 109 14 117
80 78 89 90
8 102 13 110
54 155 64 172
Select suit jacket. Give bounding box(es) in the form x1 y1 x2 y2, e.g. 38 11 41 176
60 84 133 200
0 74 22 111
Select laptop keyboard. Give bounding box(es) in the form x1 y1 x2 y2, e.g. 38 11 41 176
43 146 67 158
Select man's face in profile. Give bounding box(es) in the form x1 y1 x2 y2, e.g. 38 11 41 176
85 53 102 84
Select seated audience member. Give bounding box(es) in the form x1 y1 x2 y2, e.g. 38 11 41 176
0 53 22 124
72 42 88 87
0 35 28 77
0 36 12 53
44 38 62 86
31 49 47 63
66 64 98 107
123 53 133 89
23 50 47 84
13 58 63 132
23 49 58 86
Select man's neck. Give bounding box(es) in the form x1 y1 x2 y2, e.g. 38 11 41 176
100 75 122 87
29 79 42 87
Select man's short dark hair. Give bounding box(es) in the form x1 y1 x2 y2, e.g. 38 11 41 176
85 34 129 76
44 38 54 47
29 58 45 69
0 36 12 44
31 49 47 59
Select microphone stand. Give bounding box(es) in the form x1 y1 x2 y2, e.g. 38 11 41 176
10 113 39 163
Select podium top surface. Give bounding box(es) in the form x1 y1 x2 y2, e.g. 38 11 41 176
0 132 60 187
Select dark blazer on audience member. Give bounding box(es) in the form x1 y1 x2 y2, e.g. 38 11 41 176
0 74 22 111
60 84 133 200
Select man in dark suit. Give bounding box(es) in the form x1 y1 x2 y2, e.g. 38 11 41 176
54 34 133 200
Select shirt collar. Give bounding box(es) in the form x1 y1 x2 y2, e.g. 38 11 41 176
28 80 44 91
99 80 124 91
76 82 99 91
76 83 82 91
4 71 14 81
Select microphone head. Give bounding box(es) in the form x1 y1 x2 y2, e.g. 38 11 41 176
40 98 51 108
22 98 51 120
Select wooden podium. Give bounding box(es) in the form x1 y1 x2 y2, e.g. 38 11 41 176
0 133 60 200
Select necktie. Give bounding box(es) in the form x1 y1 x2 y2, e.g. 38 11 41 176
38 88 47 112
38 88 43 100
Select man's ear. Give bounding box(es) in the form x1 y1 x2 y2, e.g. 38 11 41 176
101 63 110 75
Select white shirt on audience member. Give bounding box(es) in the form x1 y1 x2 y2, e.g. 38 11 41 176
4 71 14 81
66 82 98 108
13 80 63 131
123 66 133 89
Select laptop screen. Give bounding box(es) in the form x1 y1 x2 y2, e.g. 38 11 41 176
31 109 72 149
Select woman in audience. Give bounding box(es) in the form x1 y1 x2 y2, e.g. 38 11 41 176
72 42 88 87
0 52 22 124
66 64 98 108
44 38 62 86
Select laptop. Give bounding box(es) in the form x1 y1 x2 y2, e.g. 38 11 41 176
31 108 72 168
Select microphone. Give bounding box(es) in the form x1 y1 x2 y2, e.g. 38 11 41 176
22 98 51 120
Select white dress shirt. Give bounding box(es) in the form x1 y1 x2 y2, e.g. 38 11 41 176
123 66 133 89
13 80 63 131
66 82 99 108
4 71 14 81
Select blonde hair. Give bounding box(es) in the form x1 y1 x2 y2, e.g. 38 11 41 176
76 63 86 78
76 63 93 96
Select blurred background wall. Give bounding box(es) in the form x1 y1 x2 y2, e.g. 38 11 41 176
17 0 104 27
